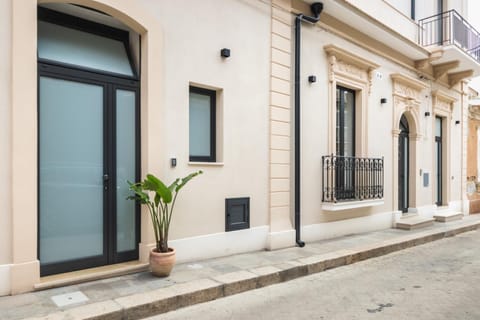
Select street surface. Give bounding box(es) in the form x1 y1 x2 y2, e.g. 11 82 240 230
147 230 480 320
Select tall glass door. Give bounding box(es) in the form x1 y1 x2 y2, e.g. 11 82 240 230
39 68 139 276
435 117 443 206
398 115 409 213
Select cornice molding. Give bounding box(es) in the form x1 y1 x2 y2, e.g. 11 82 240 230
324 44 380 71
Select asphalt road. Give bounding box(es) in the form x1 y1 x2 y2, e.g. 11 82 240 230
147 230 480 320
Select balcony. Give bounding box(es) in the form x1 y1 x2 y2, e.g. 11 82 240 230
322 155 384 211
418 10 480 83
419 10 480 62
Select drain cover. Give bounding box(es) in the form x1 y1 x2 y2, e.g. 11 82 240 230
51 291 89 307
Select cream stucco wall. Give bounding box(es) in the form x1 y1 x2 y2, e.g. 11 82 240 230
0 0 13 296
137 0 271 239
0 0 12 268
6 0 272 294
299 13 465 228
2 0 473 296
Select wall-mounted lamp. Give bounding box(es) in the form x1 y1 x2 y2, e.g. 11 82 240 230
308 75 316 83
380 98 387 105
425 112 431 117
171 158 177 167
220 48 230 58
455 120 461 125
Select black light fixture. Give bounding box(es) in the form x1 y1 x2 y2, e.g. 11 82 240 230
455 120 461 125
380 98 387 105
425 112 431 117
308 75 316 83
171 158 177 167
220 48 230 58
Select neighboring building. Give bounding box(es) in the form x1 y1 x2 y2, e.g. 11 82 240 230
1 0 478 295
466 89 480 213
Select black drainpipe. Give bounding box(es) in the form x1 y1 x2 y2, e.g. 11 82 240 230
294 2 323 247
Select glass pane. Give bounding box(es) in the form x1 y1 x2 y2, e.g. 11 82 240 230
435 117 442 137
39 77 104 264
343 90 355 157
38 21 134 76
403 137 409 206
189 92 212 157
116 90 137 252
336 88 340 155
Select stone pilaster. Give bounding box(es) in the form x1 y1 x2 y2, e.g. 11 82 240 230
268 0 295 249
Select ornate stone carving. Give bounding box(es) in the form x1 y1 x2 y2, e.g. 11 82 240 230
432 90 456 116
328 55 336 83
469 105 480 120
336 60 366 80
436 99 451 114
324 45 379 94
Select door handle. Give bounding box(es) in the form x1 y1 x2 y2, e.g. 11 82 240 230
103 174 109 190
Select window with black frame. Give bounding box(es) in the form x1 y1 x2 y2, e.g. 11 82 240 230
189 86 216 162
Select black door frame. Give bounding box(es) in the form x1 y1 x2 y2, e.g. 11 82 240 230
38 62 140 276
435 116 443 206
336 86 356 200
398 115 410 213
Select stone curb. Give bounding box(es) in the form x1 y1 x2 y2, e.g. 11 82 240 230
26 220 480 320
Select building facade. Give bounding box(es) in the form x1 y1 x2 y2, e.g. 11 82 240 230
0 0 478 295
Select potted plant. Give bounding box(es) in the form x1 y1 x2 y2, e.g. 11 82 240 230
128 170 202 276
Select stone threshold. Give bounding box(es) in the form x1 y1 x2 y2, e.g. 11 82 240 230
26 219 480 320
35 261 149 291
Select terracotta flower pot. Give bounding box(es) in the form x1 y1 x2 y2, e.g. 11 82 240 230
149 247 176 277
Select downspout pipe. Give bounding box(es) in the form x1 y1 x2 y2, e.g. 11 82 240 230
294 2 323 247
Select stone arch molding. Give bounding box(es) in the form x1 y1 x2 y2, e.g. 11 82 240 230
37 0 156 33
390 73 427 212
391 73 427 139
8 0 164 294
35 0 166 260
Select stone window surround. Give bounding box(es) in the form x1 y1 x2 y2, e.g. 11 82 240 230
324 44 379 157
432 89 456 205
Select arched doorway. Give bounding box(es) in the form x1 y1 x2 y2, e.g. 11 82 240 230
398 114 409 213
37 5 140 276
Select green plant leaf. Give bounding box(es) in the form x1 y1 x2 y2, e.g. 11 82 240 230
168 178 180 192
126 181 148 203
175 170 203 192
147 174 172 203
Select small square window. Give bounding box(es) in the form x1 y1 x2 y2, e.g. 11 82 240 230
225 198 250 232
189 86 216 162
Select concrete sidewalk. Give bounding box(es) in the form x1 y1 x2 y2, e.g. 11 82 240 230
2 215 480 320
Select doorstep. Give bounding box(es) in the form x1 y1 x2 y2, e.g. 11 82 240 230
433 211 464 222
35 261 149 291
395 216 435 230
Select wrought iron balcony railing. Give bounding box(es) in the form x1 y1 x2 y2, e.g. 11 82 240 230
418 10 480 62
322 155 384 203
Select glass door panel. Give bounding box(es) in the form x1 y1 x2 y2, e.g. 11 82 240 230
115 89 137 253
39 76 104 264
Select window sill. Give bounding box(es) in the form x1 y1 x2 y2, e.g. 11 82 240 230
322 199 384 211
188 161 224 167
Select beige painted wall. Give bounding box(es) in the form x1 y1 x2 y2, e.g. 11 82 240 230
10 0 271 255
0 0 12 266
348 0 417 42
135 0 271 239
299 18 465 225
